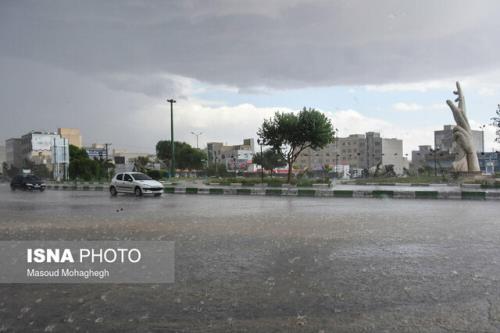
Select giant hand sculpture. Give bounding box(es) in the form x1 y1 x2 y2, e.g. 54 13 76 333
446 82 480 172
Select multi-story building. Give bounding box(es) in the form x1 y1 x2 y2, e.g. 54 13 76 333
295 132 407 176
382 138 409 175
435 125 484 153
21 131 69 179
5 138 22 169
411 145 432 169
58 128 82 148
0 145 6 168
207 138 255 171
6 131 69 179
411 125 486 174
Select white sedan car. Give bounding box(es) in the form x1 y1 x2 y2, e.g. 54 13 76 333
109 172 164 197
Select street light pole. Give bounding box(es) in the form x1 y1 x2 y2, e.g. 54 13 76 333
190 131 202 149
334 128 339 180
167 99 176 178
257 138 263 184
104 143 112 180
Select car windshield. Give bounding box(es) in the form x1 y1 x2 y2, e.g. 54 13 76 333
131 173 152 181
24 175 41 181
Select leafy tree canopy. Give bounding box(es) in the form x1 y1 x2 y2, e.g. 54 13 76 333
258 107 335 182
253 149 286 173
156 140 207 170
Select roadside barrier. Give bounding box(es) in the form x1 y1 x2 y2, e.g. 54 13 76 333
44 184 498 201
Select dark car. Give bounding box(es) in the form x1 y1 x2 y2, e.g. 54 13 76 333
10 174 46 192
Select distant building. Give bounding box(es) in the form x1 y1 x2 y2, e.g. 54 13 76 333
295 132 407 176
411 145 432 169
5 131 69 179
382 138 409 175
478 152 499 175
5 138 22 169
435 125 484 153
207 138 255 172
0 145 6 168
58 128 82 148
85 143 110 161
113 149 156 173
410 125 486 174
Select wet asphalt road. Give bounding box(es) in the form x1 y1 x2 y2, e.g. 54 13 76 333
1 184 500 332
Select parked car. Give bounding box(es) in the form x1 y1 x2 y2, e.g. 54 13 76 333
109 172 163 197
10 174 46 192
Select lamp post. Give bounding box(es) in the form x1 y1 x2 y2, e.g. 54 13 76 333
167 99 176 178
334 128 339 180
231 155 237 177
257 138 264 183
191 131 202 149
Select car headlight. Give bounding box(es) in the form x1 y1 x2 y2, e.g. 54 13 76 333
26 183 33 186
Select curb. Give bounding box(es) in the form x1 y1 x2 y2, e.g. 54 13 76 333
44 185 500 201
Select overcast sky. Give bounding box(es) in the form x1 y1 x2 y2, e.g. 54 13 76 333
1 0 500 156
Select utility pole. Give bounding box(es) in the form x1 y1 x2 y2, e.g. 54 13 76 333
191 131 202 149
104 143 112 180
167 99 176 178
334 128 339 180
257 138 263 183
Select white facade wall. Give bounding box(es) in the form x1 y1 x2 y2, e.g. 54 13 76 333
381 138 406 175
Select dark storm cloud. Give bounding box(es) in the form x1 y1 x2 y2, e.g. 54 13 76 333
1 0 500 91
1 0 500 152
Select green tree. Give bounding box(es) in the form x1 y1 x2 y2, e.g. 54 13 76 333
258 107 335 182
69 145 89 160
68 145 110 181
156 141 206 171
253 149 286 177
492 104 500 143
207 163 228 177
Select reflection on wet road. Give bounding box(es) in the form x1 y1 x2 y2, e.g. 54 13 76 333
1 184 500 332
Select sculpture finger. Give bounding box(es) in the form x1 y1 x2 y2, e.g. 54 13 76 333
447 100 468 128
453 126 474 153
453 125 469 138
453 130 467 147
456 81 466 114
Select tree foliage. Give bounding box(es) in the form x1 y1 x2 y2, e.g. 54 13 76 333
206 163 229 177
68 145 112 181
492 104 500 143
156 141 207 171
257 107 335 182
253 149 286 176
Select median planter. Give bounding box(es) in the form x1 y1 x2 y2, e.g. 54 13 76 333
186 187 198 194
298 189 316 197
209 188 224 195
164 187 175 193
266 189 283 196
334 190 354 198
461 191 486 200
415 191 439 199
372 190 394 198
236 188 252 195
